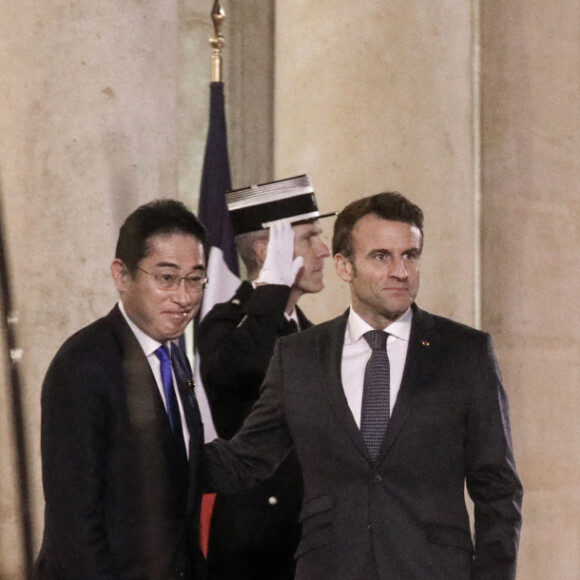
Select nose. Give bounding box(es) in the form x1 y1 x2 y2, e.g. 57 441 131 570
171 279 193 306
317 238 331 258
390 257 408 279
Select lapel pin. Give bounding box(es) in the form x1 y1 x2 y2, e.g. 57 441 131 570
421 340 430 347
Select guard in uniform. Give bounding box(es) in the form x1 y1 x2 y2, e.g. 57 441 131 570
198 175 335 580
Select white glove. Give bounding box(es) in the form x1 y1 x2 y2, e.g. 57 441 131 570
254 220 304 287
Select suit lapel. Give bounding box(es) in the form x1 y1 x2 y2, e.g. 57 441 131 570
296 305 312 331
171 344 204 511
108 307 202 535
316 310 372 461
171 344 203 433
377 305 438 461
107 308 191 522
110 307 168 438
111 307 191 474
280 306 312 335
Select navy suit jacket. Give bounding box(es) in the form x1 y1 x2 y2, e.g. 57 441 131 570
34 306 206 580
205 305 523 580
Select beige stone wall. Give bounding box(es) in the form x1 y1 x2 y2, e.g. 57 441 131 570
480 2 580 578
0 0 578 577
275 2 480 327
178 1 221 204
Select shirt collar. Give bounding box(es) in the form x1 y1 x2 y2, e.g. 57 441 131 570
118 300 163 357
346 306 413 345
285 308 299 324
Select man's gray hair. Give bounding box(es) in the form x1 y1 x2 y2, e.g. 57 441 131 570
235 229 270 280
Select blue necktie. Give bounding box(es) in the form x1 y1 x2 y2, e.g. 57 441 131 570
155 344 187 456
360 330 390 461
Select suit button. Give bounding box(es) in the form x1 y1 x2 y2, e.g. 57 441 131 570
268 496 278 505
374 474 382 483
174 568 184 577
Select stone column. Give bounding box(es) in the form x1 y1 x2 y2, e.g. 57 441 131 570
481 2 580 578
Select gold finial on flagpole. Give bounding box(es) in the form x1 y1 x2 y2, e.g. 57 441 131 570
210 0 226 82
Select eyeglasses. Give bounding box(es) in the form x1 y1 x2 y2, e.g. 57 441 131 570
137 267 208 293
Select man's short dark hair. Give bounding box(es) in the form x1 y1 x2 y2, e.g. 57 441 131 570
115 199 210 272
332 192 424 258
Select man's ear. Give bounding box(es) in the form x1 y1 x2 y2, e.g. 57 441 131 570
111 259 129 293
253 238 268 268
334 253 354 283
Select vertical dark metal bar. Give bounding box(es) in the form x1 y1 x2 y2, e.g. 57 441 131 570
0 178 34 577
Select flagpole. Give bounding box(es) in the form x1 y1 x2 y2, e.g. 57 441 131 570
210 0 225 83
198 0 239 282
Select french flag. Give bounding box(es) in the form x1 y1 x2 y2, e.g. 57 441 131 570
195 80 240 554
195 80 240 442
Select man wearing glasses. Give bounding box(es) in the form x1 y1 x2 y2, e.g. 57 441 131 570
34 200 209 580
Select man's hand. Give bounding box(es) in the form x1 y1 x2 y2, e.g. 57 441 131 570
254 220 304 287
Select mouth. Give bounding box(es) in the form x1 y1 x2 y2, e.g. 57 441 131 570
166 310 192 321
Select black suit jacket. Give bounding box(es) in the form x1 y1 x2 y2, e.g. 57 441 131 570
198 282 308 580
199 281 310 438
34 306 206 580
205 305 523 580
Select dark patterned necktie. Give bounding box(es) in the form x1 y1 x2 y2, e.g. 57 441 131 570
155 344 187 457
360 330 390 461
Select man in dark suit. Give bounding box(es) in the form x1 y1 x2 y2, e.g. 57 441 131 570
34 200 210 580
205 192 523 580
199 175 332 580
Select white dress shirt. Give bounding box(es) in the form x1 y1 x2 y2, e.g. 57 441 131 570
341 307 413 427
285 308 300 330
119 301 190 456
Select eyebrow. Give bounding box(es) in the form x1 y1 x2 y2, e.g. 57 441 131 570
299 228 322 240
368 248 392 257
368 247 421 256
154 261 206 272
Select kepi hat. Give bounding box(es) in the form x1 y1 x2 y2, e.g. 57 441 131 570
226 174 337 235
